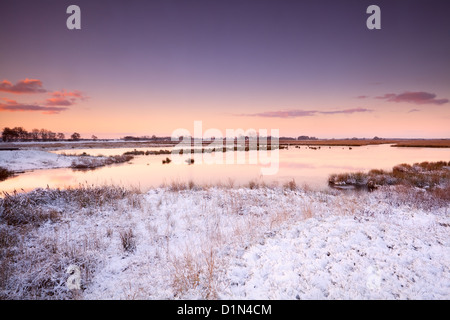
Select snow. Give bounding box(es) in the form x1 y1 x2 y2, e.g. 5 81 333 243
0 150 79 171
227 213 449 299
1 185 448 300
0 149 104 172
1 140 123 146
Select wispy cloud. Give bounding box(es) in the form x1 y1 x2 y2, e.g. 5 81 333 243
0 78 47 94
0 99 68 114
49 89 88 100
45 90 88 106
242 110 317 118
45 97 74 106
237 107 372 118
0 79 87 114
376 91 449 105
320 107 372 115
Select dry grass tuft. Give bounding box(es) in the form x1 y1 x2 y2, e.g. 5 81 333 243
283 179 297 191
119 228 136 253
269 210 291 230
166 179 202 192
329 161 450 191
393 140 450 148
168 180 187 192
0 195 61 227
171 247 219 299
202 248 218 299
71 155 133 170
0 184 136 227
0 167 14 181
302 205 315 219
382 183 450 210
0 227 18 249
248 180 262 190
171 251 201 297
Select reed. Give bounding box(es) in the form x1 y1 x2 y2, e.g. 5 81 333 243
329 161 450 191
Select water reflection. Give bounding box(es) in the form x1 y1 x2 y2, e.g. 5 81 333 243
1 144 449 194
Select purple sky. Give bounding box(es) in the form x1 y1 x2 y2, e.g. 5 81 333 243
0 0 449 138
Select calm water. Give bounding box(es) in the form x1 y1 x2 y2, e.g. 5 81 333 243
1 144 449 193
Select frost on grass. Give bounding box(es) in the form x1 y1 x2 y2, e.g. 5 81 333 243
329 161 450 192
0 150 133 173
0 167 14 181
0 185 133 299
0 183 449 300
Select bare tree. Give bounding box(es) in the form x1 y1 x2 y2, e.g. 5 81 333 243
31 129 40 140
71 132 81 141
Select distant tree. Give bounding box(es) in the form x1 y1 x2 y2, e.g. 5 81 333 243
1 127 26 141
2 127 15 142
15 127 28 140
297 136 318 141
279 136 295 140
2 127 69 141
47 131 57 141
40 129 49 141
91 135 98 141
71 132 81 141
31 129 40 140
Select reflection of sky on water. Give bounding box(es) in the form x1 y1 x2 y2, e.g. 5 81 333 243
2 145 449 194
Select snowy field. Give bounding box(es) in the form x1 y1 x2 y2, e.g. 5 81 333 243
0 150 82 172
0 149 112 172
0 185 448 300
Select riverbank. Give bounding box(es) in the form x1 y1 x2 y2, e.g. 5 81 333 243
287 139 450 148
0 149 134 173
1 138 449 151
329 161 450 194
1 183 448 299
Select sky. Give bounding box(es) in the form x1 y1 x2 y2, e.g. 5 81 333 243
0 0 449 139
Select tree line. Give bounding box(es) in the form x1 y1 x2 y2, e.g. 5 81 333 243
1 127 82 142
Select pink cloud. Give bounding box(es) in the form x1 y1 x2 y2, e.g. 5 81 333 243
45 89 88 106
1 98 18 105
0 99 68 114
376 91 448 105
0 78 47 94
0 79 88 114
320 107 372 115
238 108 372 118
254 110 317 118
50 89 87 100
45 97 74 106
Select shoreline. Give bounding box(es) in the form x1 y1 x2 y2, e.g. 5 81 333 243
1 147 449 195
1 138 449 151
0 149 134 174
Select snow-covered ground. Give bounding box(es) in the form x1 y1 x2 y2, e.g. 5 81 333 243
0 150 81 171
0 149 114 172
1 185 448 300
227 212 449 299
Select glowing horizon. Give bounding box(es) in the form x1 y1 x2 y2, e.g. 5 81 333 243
1 1 449 140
